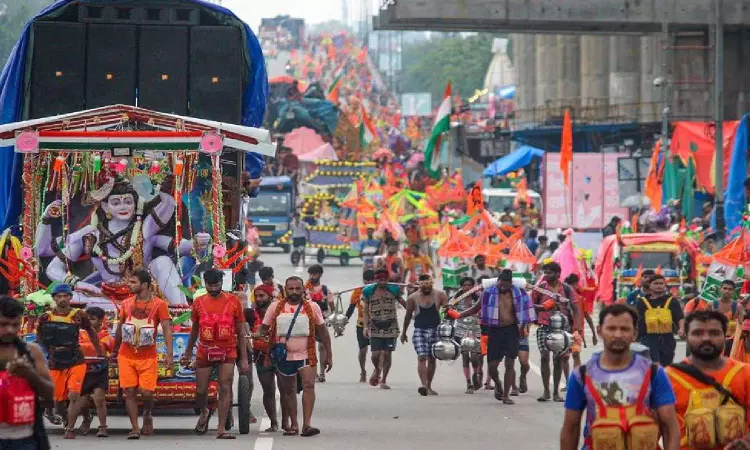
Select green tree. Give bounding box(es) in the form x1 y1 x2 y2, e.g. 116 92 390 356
0 0 52 67
397 34 495 101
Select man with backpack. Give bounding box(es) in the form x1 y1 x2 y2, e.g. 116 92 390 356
560 305 681 450
635 274 685 366
666 310 750 450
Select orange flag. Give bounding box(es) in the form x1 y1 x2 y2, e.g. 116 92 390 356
560 109 573 186
514 178 529 207
644 140 663 212
327 83 339 104
467 181 484 216
356 48 367 64
633 264 644 286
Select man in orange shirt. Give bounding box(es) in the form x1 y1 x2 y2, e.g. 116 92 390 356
114 269 173 440
76 306 114 437
666 310 750 450
182 269 249 439
404 244 433 286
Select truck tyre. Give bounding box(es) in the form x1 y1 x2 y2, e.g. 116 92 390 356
281 244 291 253
238 374 251 435
339 253 350 266
316 249 325 264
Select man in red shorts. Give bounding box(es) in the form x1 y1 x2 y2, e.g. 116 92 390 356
182 269 249 439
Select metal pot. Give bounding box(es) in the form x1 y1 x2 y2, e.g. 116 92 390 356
330 313 348 328
437 322 455 339
544 330 573 355
460 336 481 354
431 339 460 361
549 312 568 331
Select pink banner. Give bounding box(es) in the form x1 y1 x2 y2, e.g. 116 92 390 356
544 153 629 230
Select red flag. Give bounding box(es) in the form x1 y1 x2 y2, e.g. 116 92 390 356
560 109 573 186
467 181 484 216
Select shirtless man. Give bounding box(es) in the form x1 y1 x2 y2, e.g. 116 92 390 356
456 270 536 404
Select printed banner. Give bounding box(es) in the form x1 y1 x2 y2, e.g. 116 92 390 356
699 261 738 302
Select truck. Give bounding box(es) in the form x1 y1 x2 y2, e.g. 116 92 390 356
260 15 305 49
247 176 296 252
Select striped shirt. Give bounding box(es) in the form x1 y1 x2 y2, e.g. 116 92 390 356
480 285 536 327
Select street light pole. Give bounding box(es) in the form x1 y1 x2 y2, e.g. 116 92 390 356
714 0 725 239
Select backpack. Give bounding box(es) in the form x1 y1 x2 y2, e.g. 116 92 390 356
581 362 660 450
667 362 746 448
641 296 674 334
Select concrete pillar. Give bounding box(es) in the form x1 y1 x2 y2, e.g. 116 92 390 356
557 36 581 110
580 36 610 120
639 35 663 123
513 34 536 125
535 35 558 109
609 36 641 121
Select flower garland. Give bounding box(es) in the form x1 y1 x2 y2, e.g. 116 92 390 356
91 198 145 267
265 297 317 367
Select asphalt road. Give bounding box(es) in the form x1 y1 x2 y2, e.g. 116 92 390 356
50 250 688 450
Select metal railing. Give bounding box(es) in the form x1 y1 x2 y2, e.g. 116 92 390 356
509 99 662 129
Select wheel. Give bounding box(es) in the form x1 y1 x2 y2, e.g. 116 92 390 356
237 374 251 435
316 249 325 264
339 252 350 266
281 244 291 253
290 250 301 266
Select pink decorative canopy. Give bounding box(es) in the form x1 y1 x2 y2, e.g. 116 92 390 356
284 127 325 156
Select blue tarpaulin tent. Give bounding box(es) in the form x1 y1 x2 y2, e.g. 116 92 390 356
483 145 544 177
0 0 269 230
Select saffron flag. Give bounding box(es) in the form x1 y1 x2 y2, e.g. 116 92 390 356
424 83 452 179
467 181 484 216
560 109 573 186
644 140 663 212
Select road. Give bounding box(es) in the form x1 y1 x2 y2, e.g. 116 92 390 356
51 250 687 450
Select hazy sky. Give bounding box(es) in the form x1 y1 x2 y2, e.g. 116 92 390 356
219 0 377 31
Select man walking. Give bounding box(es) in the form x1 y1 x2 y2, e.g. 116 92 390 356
401 275 448 396
452 277 483 393
182 269 249 439
345 270 374 383
291 215 310 268
560 305 681 450
363 268 405 389
456 269 536 404
114 269 172 439
635 274 684 366
259 277 332 437
305 265 334 382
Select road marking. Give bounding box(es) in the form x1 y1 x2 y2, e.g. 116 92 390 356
260 417 272 431
528 360 542 376
254 436 274 450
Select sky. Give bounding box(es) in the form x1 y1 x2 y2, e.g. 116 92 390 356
220 0 369 31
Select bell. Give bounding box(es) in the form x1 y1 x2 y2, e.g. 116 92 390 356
544 330 573 355
437 321 455 339
430 339 460 361
549 312 568 331
460 336 481 354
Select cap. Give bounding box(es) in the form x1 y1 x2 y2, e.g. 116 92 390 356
52 284 73 296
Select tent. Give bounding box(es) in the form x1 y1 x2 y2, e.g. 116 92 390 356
483 145 544 177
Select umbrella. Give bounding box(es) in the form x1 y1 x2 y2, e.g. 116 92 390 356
405 152 424 169
296 143 339 162
283 127 325 156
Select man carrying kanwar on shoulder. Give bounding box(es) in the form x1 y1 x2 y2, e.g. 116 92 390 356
635 274 685 366
259 276 332 437
452 269 536 405
0 295 54 450
560 304 681 450
666 310 750 450
37 283 102 439
182 269 249 439
113 269 173 440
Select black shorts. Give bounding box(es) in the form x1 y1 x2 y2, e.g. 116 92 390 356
356 326 370 349
486 325 519 362
370 337 396 352
81 365 109 395
293 237 307 248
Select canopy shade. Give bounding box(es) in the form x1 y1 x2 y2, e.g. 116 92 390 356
483 145 544 177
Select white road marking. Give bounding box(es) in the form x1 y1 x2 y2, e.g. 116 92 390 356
528 360 542 376
260 417 272 431
254 436 274 450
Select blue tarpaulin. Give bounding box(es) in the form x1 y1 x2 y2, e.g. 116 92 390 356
724 113 750 232
483 145 544 177
0 0 269 230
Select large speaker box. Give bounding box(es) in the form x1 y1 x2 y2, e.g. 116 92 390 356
189 26 243 123
29 22 86 118
86 24 137 108
138 26 188 114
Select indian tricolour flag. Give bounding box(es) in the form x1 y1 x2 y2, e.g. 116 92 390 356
327 64 344 96
424 83 452 179
359 109 377 148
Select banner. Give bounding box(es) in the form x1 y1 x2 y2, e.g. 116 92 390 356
669 121 739 193
699 261 738 302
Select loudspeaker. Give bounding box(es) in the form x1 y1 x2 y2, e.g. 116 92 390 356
189 26 243 123
138 26 188 114
85 24 137 108
29 22 86 119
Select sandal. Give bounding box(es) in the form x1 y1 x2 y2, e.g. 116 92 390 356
78 416 92 435
317 375 326 383
301 426 320 437
96 426 109 438
126 431 140 440
369 372 380 387
141 415 154 436
283 427 299 436
503 398 516 405
265 422 279 433
216 432 236 439
44 411 62 426
537 394 551 402
417 387 428 396
194 410 213 436
64 428 76 440
553 394 565 403
494 388 504 402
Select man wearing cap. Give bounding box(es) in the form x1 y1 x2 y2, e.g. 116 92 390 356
182 269 249 439
363 268 405 389
455 269 536 405
37 284 102 439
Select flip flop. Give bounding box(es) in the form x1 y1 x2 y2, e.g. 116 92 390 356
265 423 279 433
537 395 551 402
216 432 236 439
503 398 516 405
283 428 299 436
301 427 320 437
141 416 154 436
44 411 62 426
369 372 380 387
553 395 565 403
127 431 140 440
96 426 108 438
194 410 213 436
418 387 428 396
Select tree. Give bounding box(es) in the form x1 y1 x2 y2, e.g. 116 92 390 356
397 34 495 102
0 0 52 67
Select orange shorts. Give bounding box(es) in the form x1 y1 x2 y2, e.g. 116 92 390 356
118 356 158 391
480 335 488 356
51 364 86 401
